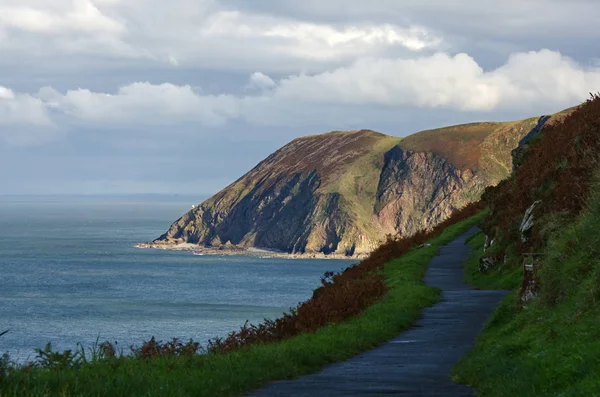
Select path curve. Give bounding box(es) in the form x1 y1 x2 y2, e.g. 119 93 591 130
248 227 507 396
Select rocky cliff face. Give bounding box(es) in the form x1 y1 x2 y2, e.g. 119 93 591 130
151 113 567 256
155 130 395 256
374 147 482 238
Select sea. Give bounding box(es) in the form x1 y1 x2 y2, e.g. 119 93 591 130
0 196 355 362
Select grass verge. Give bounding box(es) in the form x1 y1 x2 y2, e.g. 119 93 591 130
452 182 600 396
1 214 483 397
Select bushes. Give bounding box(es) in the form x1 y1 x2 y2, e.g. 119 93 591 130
131 337 201 359
453 94 600 396
453 172 600 397
482 94 600 255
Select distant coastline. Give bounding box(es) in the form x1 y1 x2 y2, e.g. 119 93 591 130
135 242 366 260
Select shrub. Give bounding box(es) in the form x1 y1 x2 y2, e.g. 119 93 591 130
482 94 600 255
34 343 82 370
130 337 201 359
203 200 485 354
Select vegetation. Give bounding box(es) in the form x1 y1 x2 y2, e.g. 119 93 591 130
480 94 600 256
4 93 596 396
453 187 600 395
452 94 600 396
463 232 521 290
156 112 547 257
400 118 539 171
207 201 484 354
0 208 483 396
322 134 401 240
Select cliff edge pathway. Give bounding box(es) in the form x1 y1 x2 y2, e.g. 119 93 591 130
248 227 507 396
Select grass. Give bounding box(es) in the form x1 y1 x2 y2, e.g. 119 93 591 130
452 179 600 396
400 118 539 171
321 134 402 241
463 232 522 290
0 213 483 397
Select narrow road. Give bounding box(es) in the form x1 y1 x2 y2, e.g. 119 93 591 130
248 227 507 396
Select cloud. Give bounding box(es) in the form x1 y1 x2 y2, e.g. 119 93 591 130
262 50 600 112
0 0 440 72
246 72 276 92
0 87 16 100
250 50 600 120
38 83 240 126
1 49 599 146
0 0 141 59
232 0 600 39
0 87 62 146
1 0 599 80
217 0 600 73
0 86 53 126
0 0 124 34
200 11 440 60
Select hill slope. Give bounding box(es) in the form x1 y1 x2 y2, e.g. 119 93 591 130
150 114 566 256
451 96 600 396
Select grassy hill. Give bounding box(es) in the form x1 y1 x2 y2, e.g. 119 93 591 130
450 94 600 396
150 113 566 257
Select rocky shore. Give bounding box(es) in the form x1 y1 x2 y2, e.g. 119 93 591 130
134 242 366 260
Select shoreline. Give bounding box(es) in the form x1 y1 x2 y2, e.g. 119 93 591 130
134 242 366 260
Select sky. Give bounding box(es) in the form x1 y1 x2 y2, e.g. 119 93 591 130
1 0 599 196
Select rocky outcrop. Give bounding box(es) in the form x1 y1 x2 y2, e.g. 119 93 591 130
374 147 485 238
511 116 551 172
150 114 562 256
519 200 542 243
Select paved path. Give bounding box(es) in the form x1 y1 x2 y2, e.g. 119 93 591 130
248 227 507 396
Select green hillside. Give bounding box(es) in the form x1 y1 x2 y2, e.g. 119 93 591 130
149 113 564 256
451 95 600 396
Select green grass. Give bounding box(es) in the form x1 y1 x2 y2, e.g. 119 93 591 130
452 182 600 396
322 135 402 240
0 214 483 397
463 232 522 290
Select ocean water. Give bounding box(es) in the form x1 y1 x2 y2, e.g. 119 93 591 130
0 196 355 362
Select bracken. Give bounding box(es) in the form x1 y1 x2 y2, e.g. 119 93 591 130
203 200 484 354
482 94 600 254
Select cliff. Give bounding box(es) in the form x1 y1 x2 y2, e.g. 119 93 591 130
149 112 569 256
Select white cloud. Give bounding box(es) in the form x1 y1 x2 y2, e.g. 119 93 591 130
264 23 437 51
168 55 179 67
0 86 62 146
0 87 16 100
0 87 52 126
247 72 276 91
0 0 124 34
243 0 600 39
41 83 240 126
199 11 439 61
0 0 440 71
0 0 598 79
1 49 599 146
0 0 142 59
257 50 600 113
